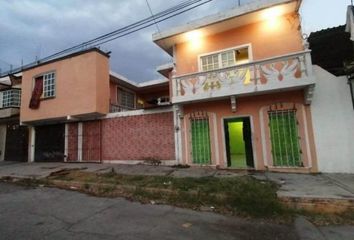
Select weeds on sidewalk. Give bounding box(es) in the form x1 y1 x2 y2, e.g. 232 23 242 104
46 169 285 218
3 169 354 225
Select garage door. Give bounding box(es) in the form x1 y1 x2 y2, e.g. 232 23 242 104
4 122 28 162
35 124 65 162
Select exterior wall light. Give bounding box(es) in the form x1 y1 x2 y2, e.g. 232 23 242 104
185 30 203 49
262 6 283 29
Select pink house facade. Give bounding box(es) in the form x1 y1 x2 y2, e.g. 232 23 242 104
153 0 318 172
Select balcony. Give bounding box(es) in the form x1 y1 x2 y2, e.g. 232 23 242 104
172 50 316 104
0 88 21 118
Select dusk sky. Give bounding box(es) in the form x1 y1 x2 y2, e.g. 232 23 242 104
0 0 351 82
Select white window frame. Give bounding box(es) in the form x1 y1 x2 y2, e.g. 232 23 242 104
43 72 55 98
32 71 56 99
0 89 21 108
198 43 253 72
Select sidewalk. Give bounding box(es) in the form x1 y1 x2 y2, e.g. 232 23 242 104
1 161 354 239
1 161 354 202
0 161 244 179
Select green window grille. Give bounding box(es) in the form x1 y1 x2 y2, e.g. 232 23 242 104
268 109 302 167
190 118 211 164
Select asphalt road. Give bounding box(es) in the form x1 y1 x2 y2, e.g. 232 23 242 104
0 182 298 240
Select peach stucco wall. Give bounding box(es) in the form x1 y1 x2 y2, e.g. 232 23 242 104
109 82 118 105
175 13 303 75
181 90 318 172
21 51 109 123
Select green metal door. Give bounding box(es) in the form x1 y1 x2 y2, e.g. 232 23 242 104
191 118 211 164
269 110 301 167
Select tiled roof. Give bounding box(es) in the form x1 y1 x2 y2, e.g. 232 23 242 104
308 25 353 76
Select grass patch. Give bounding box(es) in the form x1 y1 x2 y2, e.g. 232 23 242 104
4 169 354 225
47 169 285 218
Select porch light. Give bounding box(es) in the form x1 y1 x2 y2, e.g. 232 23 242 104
185 30 203 49
262 6 283 29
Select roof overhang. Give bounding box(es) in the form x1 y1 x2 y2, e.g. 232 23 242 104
0 76 11 86
156 62 174 78
153 0 301 55
109 70 169 92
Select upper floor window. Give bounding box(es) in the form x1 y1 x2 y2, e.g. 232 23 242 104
200 46 250 71
29 71 55 109
118 87 135 109
0 89 21 109
43 72 55 98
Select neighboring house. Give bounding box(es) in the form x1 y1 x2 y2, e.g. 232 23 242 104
308 25 354 173
0 73 28 162
153 0 318 172
2 48 173 163
0 0 353 173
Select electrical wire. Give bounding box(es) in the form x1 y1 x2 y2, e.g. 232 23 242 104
34 0 207 62
93 0 213 47
1 0 213 77
145 0 161 34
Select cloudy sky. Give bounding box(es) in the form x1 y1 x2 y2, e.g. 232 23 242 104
0 0 350 82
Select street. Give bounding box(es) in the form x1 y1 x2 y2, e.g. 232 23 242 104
0 182 298 240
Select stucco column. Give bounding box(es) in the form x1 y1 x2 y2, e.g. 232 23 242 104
173 104 183 164
28 126 35 162
64 123 68 162
0 124 6 161
78 122 83 162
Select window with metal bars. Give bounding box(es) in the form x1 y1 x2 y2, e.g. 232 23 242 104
1 89 21 108
190 116 211 164
118 87 135 109
268 109 302 167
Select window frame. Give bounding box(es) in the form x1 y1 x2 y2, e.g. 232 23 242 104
198 43 253 72
0 88 21 108
32 71 56 99
117 86 136 109
268 109 302 167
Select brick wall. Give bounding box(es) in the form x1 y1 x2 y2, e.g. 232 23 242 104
67 112 175 162
66 123 78 161
82 121 101 162
102 112 175 161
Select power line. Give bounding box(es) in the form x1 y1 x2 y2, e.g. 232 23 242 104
93 0 213 47
145 0 161 34
1 0 213 77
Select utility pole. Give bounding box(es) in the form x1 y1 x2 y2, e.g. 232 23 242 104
238 0 241 6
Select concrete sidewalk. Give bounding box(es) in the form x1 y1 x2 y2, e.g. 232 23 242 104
1 161 354 201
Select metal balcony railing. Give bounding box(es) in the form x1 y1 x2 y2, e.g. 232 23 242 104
109 103 135 113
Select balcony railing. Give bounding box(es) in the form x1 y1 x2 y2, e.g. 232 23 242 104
172 50 315 103
109 103 135 113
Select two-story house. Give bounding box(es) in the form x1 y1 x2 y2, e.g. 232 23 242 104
153 0 318 172
4 48 174 163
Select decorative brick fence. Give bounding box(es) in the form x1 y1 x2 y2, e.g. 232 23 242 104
66 110 175 163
